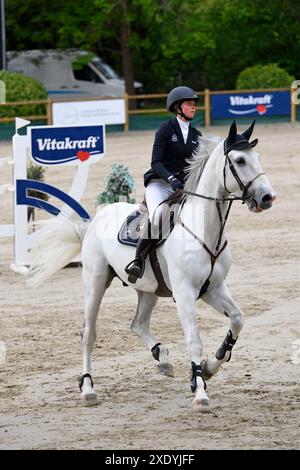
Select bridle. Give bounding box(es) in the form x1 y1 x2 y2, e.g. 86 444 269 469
179 146 265 292
223 152 265 202
183 146 265 204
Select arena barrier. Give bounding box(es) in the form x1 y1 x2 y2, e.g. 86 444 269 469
0 117 105 271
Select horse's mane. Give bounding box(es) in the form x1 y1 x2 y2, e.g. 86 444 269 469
184 135 222 192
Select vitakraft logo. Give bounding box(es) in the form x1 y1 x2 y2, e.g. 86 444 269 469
228 94 274 116
31 125 104 165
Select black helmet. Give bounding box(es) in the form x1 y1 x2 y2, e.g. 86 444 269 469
167 86 199 112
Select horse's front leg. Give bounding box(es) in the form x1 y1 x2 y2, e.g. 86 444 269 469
201 280 244 380
174 284 210 412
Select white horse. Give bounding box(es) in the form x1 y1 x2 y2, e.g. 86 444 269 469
28 121 276 412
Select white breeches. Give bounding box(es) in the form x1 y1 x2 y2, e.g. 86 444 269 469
145 179 175 225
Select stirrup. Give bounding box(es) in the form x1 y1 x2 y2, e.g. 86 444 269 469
125 257 145 283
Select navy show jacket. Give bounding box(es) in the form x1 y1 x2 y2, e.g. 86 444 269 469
144 117 202 187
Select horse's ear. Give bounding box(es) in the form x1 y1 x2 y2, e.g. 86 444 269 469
242 120 256 141
227 120 237 145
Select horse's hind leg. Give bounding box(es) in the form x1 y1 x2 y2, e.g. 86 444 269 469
80 263 114 405
131 291 174 377
201 280 244 380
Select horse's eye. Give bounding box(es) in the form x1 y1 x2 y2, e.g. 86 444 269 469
235 157 245 165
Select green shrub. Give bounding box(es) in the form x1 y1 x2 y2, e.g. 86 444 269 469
0 70 47 118
27 163 48 221
27 163 48 200
96 164 136 205
236 64 294 90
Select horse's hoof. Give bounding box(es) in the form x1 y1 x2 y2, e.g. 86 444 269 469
81 392 98 406
201 359 214 381
158 363 175 377
192 398 210 413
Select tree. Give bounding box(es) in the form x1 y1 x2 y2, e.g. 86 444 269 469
5 0 207 92
6 0 138 95
5 0 300 91
189 0 300 89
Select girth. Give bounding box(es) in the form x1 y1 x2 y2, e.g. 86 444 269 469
148 248 172 297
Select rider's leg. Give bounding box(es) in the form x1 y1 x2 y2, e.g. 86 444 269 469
125 179 174 282
146 179 175 236
125 217 154 282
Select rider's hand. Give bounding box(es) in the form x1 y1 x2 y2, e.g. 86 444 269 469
167 175 184 191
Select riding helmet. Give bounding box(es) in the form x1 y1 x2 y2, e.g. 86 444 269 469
167 86 199 112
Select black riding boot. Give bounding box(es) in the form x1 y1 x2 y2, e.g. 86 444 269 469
125 220 155 283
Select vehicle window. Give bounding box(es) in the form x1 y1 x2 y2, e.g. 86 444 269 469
92 58 120 79
72 64 103 83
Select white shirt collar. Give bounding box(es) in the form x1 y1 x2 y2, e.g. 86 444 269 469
176 117 190 143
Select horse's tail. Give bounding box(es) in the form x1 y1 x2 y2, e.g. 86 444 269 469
27 217 90 287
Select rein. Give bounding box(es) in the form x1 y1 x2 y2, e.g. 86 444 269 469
183 155 265 204
182 190 244 202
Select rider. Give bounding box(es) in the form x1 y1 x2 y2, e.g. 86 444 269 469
125 86 201 282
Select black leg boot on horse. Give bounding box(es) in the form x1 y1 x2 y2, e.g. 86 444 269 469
125 218 157 283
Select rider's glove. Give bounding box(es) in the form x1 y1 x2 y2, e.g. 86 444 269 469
167 175 184 191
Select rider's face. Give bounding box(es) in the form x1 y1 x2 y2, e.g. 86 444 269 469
181 100 196 120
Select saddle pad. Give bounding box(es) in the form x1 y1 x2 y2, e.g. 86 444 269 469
117 209 175 248
118 210 148 247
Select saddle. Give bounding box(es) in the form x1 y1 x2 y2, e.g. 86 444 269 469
117 192 183 297
117 203 173 249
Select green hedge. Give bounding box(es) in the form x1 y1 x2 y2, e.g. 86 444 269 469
0 71 47 118
236 64 294 90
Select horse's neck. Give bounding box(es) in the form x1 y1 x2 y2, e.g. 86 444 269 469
181 150 228 250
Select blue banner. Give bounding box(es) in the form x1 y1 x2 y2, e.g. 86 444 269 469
211 91 291 119
30 125 104 165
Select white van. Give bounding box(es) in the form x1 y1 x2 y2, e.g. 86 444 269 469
7 49 143 101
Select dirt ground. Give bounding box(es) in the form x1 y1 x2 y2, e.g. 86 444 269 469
0 122 299 450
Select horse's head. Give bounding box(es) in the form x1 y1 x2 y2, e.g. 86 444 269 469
220 121 276 212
